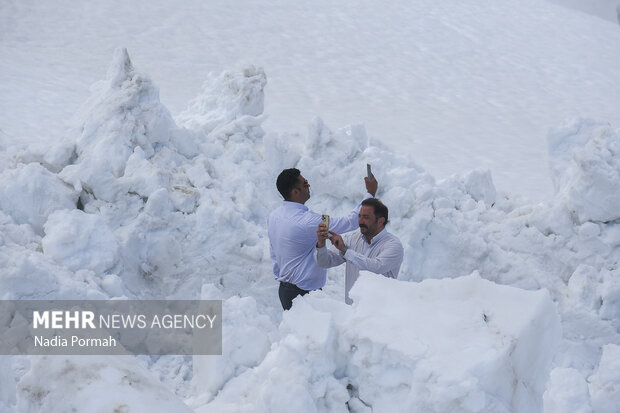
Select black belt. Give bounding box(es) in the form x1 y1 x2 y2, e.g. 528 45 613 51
279 281 316 293
280 281 300 289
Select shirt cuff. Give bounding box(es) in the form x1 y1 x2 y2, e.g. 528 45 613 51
343 247 353 260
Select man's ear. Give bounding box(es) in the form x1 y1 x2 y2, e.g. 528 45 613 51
287 188 298 201
379 217 386 227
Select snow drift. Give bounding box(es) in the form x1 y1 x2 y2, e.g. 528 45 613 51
195 274 560 413
0 48 619 412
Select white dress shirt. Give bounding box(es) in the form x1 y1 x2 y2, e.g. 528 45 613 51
268 194 372 291
315 228 403 304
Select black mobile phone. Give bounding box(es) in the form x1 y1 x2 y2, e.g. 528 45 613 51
367 164 372 180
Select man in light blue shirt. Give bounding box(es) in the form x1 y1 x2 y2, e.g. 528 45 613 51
268 168 377 310
315 198 403 304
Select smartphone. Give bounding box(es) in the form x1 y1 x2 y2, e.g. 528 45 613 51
321 214 330 232
367 164 372 180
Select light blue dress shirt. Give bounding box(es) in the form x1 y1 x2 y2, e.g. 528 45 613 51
268 194 372 291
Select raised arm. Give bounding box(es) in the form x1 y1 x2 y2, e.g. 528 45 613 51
328 175 378 234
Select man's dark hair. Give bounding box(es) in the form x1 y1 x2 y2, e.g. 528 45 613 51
361 198 389 225
276 168 301 200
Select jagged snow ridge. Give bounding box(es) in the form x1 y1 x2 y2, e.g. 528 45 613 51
0 48 619 412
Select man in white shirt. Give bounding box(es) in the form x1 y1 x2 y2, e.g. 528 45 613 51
315 198 403 304
268 168 377 310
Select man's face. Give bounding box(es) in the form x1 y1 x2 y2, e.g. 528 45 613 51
294 175 310 203
359 205 380 238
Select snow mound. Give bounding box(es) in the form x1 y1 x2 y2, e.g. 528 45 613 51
543 367 592 413
42 209 120 274
548 118 620 223
192 290 278 405
59 47 189 202
176 65 267 135
1 49 619 412
41 48 274 298
0 163 78 234
195 273 560 413
588 344 620 412
15 356 194 413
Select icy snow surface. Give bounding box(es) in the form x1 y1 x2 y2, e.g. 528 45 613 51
2 0 620 201
1 0 620 412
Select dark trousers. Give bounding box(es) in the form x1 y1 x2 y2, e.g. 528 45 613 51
279 282 309 310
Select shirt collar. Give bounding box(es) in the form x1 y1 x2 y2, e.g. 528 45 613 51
282 200 308 211
368 228 389 245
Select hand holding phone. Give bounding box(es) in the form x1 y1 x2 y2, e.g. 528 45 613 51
365 164 377 197
321 214 330 232
316 215 330 248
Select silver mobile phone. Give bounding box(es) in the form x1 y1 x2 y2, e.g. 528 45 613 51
367 164 372 180
321 214 330 232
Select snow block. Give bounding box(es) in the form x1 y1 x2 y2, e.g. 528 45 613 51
343 273 561 413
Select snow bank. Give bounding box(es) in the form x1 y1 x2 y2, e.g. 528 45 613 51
0 163 77 234
194 274 560 413
588 344 620 412
58 47 199 203
1 48 619 412
15 356 194 413
543 368 592 413
0 357 15 413
24 47 274 299
191 286 278 405
176 66 267 134
548 118 620 223
42 209 120 274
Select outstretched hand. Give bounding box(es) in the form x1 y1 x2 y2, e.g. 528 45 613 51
329 231 346 252
365 174 378 197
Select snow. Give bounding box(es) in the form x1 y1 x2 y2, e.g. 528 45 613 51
192 273 560 413
3 0 620 201
548 118 620 223
42 209 120 274
588 344 620 413
1 0 620 411
550 0 620 23
0 163 77 234
15 356 194 413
